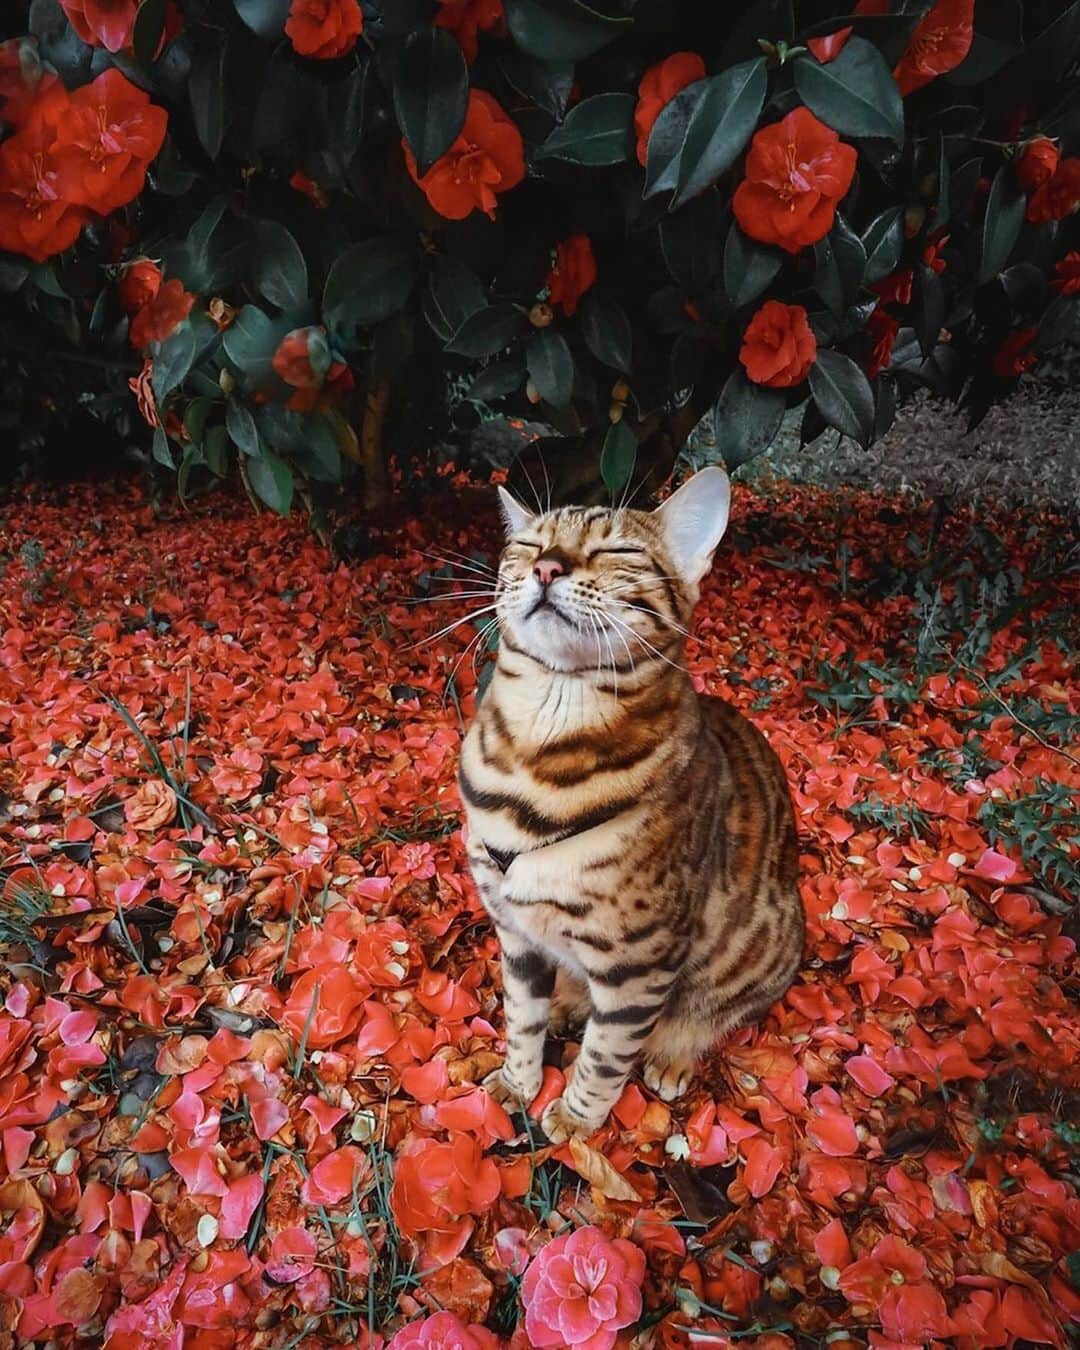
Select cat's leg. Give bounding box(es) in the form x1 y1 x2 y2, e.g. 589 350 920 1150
540 972 678 1142
483 926 556 1111
548 969 591 1037
641 1015 711 1102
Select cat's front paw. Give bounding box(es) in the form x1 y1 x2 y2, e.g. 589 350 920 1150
642 1055 695 1102
540 1095 604 1144
482 1065 541 1111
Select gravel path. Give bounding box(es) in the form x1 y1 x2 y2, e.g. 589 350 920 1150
734 371 1080 513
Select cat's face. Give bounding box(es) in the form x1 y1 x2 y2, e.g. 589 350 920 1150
495 467 731 674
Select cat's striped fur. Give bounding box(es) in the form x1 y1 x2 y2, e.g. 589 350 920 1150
459 468 804 1142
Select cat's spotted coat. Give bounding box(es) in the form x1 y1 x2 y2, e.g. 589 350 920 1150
459 468 804 1142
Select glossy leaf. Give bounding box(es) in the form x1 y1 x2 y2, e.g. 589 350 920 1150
723 224 782 309
580 292 632 374
253 220 308 310
505 0 631 62
712 368 786 469
392 27 469 176
323 239 419 338
809 348 875 445
526 329 574 407
600 419 637 498
246 451 294 515
445 304 527 357
794 37 904 143
538 94 635 165
979 166 1026 284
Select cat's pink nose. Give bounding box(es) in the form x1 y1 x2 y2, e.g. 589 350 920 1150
533 556 567 587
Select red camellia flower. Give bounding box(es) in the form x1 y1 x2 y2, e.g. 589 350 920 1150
873 267 914 307
1026 157 1080 223
59 0 139 53
404 89 524 221
129 278 195 350
119 258 163 316
389 1136 500 1269
272 327 330 390
922 231 949 274
807 0 888 65
434 0 503 65
1052 250 1080 295
544 234 597 317
893 0 974 97
633 52 705 166
1016 137 1060 192
739 300 817 386
992 326 1038 378
866 305 900 378
733 107 857 253
0 84 88 262
285 0 363 59
51 69 167 215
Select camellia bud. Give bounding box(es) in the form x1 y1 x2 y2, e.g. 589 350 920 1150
611 378 630 404
1016 136 1060 192
219 368 236 395
529 303 554 328
903 203 926 238
525 379 540 404
609 402 624 423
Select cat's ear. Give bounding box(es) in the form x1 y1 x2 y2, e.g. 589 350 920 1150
497 486 534 538
653 467 731 585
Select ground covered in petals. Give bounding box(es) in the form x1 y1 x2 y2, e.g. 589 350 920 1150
0 481 1077 1349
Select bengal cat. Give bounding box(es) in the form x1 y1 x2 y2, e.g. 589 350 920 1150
458 467 804 1143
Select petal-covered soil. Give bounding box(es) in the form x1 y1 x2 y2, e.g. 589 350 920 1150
0 482 1076 1348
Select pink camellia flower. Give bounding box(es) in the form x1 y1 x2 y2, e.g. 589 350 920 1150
386 1310 501 1350
521 1225 646 1350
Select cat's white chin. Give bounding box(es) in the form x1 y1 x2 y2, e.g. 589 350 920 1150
503 607 601 671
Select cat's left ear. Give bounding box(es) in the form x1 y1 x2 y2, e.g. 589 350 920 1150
497 486 534 538
653 467 731 585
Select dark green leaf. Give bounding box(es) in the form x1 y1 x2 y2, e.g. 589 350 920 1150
299 416 343 482
794 37 904 143
183 396 215 445
644 81 707 197
392 26 469 176
862 206 904 284
814 235 844 315
946 33 1018 85
247 451 294 515
1000 263 1046 312
0 258 29 292
808 348 874 445
580 291 632 373
323 239 419 338
445 304 527 357
948 157 983 221
333 61 378 153
711 368 786 469
873 375 896 440
979 165 1025 284
469 357 526 400
28 263 67 298
233 0 290 38
659 191 726 296
600 419 637 498
152 425 173 468
254 220 308 310
151 323 196 400
934 134 950 230
423 256 487 343
132 0 166 65
189 42 227 160
913 263 944 357
538 93 634 166
1035 295 1080 351
526 329 574 407
190 197 228 259
226 401 261 456
673 60 767 207
204 425 229 476
505 0 631 62
222 305 282 381
498 51 574 117
177 444 200 505
723 224 781 308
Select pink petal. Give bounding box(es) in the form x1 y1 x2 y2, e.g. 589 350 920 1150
250 1098 289 1141
220 1173 264 1240
845 1054 896 1096
972 848 1017 883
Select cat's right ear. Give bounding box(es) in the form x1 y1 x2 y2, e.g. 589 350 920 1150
497 486 534 538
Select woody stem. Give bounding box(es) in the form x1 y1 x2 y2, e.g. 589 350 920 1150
360 375 390 510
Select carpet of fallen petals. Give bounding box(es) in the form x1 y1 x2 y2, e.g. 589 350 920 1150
0 480 1077 1350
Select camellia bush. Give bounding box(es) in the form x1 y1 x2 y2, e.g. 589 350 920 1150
1 0 1079 515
